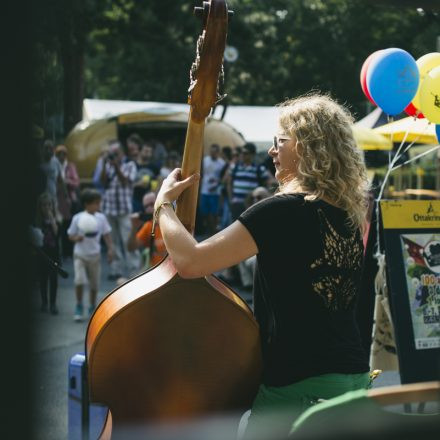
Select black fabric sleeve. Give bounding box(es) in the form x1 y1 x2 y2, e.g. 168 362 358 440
238 194 306 253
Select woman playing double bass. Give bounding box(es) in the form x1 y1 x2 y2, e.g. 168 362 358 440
154 93 371 437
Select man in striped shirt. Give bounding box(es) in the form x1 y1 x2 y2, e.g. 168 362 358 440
100 141 140 279
227 142 269 221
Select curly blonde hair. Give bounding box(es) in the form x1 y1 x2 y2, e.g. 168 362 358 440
277 93 370 231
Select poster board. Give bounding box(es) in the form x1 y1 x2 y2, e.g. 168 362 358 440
380 200 440 384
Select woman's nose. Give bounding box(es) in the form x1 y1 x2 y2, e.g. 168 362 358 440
268 145 276 156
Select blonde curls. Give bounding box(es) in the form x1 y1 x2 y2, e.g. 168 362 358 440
277 92 370 231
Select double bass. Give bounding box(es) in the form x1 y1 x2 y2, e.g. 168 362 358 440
86 1 262 437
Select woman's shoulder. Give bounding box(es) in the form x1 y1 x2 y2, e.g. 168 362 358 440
241 193 308 220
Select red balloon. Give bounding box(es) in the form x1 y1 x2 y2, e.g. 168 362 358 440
360 50 383 105
404 102 424 119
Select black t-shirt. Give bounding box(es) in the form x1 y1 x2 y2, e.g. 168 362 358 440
239 193 369 386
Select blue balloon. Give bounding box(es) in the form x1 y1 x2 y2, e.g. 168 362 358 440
366 48 419 116
436 125 440 143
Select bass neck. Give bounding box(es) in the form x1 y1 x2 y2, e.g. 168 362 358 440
175 108 205 234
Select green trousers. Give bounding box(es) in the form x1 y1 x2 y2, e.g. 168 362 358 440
243 372 370 439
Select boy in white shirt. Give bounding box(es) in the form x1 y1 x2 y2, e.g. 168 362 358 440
68 189 114 321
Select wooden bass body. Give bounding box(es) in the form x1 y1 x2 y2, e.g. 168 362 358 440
86 256 262 429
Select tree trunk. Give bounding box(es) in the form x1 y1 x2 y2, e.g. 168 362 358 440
60 0 85 136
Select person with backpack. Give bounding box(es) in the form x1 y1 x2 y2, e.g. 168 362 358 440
227 142 269 222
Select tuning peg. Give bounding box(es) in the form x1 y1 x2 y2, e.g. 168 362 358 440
194 2 234 22
194 1 210 21
193 6 204 19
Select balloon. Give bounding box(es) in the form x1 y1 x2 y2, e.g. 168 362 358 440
436 125 440 143
419 65 440 124
404 102 424 119
367 48 419 116
412 52 440 110
360 50 383 105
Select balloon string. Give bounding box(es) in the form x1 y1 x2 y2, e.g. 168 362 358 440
393 121 432 161
373 113 414 258
391 144 440 171
374 115 396 258
373 116 432 259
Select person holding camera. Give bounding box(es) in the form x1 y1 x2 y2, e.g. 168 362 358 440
127 191 166 270
100 140 140 280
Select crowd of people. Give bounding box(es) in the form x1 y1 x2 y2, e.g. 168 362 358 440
30 92 391 439
31 132 276 320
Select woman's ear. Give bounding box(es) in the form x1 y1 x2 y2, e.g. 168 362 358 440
294 140 303 156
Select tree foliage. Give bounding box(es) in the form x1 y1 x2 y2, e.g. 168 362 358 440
33 0 439 137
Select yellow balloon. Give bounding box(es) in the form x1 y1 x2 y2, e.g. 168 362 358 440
419 66 440 124
412 52 440 110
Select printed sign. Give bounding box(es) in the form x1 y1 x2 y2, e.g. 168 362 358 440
380 200 440 383
400 233 440 350
381 200 440 229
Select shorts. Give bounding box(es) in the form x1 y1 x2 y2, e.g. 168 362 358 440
200 194 220 215
73 254 101 290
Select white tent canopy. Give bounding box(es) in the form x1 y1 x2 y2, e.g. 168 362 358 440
68 99 392 179
82 99 190 122
82 99 278 151
82 99 390 152
214 105 279 151
354 107 384 128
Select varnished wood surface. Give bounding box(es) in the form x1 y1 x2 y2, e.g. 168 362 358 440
87 256 262 425
175 117 205 233
368 381 440 406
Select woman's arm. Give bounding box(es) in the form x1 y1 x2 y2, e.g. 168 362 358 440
156 169 258 279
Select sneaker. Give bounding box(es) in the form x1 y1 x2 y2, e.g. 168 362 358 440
73 304 84 322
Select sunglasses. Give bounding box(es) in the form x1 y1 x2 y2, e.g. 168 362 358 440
273 135 292 152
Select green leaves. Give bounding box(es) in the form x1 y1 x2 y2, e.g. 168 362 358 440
34 0 439 137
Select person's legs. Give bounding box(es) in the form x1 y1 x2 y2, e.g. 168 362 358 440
73 256 87 321
220 198 231 229
199 194 210 236
86 254 101 315
207 195 220 234
38 258 49 311
48 267 58 314
75 284 84 304
120 214 140 277
107 215 124 277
